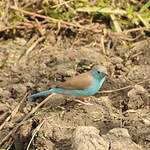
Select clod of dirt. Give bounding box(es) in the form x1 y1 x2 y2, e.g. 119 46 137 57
103 128 143 150
124 108 150 150
127 85 150 109
9 84 27 98
111 56 123 65
41 94 67 108
34 138 54 150
0 88 11 99
32 116 74 150
71 126 109 150
127 65 150 81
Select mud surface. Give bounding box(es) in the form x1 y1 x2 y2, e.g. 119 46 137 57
0 31 150 150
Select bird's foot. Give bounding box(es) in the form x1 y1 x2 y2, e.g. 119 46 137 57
74 97 93 106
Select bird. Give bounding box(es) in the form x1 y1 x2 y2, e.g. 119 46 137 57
28 65 108 104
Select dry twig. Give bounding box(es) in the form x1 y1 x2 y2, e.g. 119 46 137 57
26 119 45 150
99 78 150 94
10 6 102 32
0 93 27 131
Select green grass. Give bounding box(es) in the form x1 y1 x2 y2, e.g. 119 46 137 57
41 0 150 31
0 0 150 32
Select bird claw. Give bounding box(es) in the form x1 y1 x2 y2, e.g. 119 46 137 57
74 99 93 105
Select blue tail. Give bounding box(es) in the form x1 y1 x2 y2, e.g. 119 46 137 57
28 88 54 101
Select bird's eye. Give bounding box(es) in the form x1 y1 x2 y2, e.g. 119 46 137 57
97 71 101 74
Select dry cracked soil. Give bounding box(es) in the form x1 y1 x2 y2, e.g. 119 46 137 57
0 31 150 150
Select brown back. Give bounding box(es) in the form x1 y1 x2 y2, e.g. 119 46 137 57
50 72 93 90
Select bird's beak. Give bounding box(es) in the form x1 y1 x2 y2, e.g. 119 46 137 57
103 71 108 76
105 72 109 76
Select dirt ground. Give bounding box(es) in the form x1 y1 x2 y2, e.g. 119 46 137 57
0 30 150 150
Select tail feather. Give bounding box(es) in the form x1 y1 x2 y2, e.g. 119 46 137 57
28 89 54 101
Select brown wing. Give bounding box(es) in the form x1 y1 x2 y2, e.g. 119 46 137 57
51 72 93 90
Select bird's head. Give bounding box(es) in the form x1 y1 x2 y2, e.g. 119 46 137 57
91 65 108 80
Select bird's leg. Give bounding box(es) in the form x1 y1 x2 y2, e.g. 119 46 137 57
74 97 93 105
